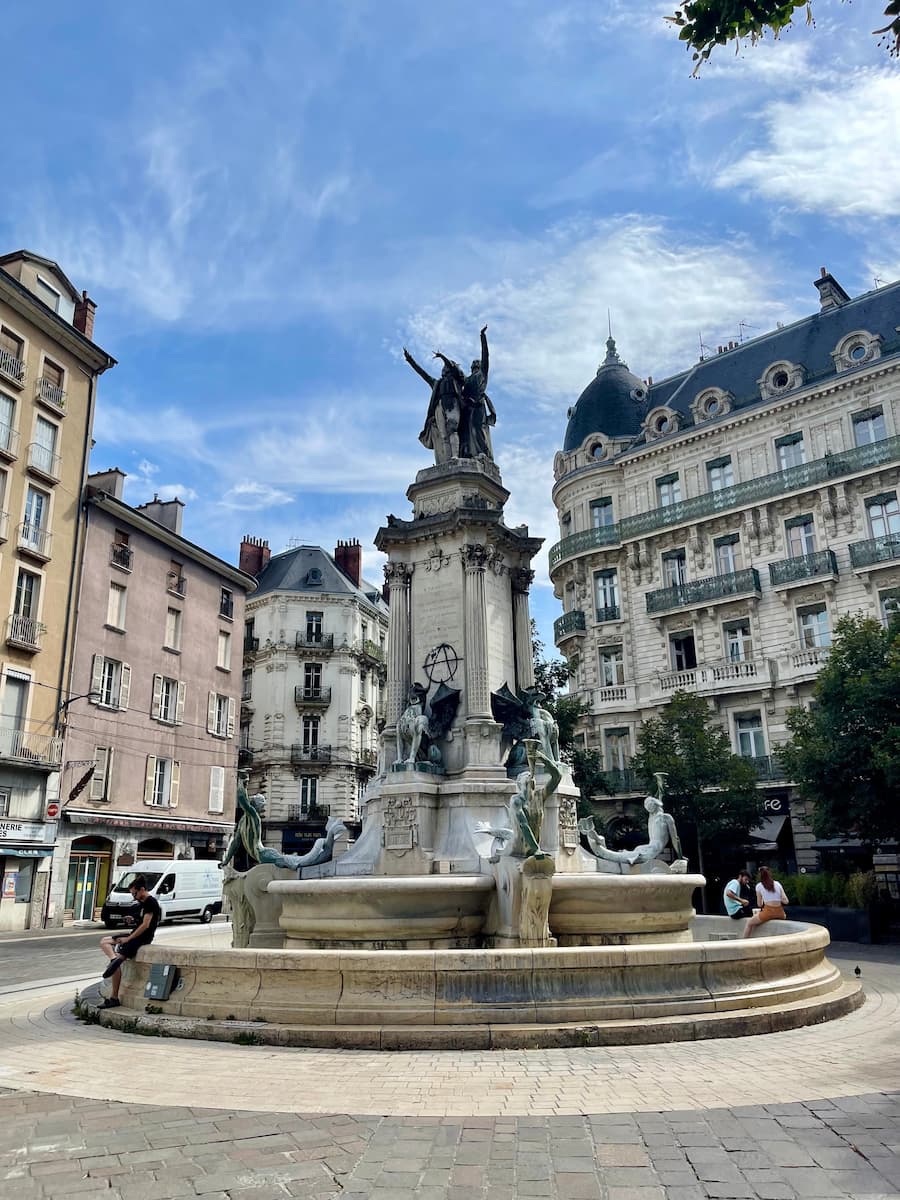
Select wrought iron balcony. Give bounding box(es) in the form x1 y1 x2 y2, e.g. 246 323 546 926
554 609 586 642
243 634 259 654
36 376 66 412
0 723 62 767
110 541 133 570
6 613 46 651
646 567 761 615
745 754 788 781
599 769 640 794
549 435 900 569
167 571 186 597
17 522 52 560
295 631 334 651
0 423 18 460
238 746 254 767
354 638 385 667
358 747 378 768
596 604 621 623
294 686 332 707
219 594 234 619
769 549 838 586
287 803 331 823
27 442 61 482
0 347 25 387
849 534 900 569
290 744 332 765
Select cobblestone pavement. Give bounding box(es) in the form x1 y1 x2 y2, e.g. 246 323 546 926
0 944 898 1198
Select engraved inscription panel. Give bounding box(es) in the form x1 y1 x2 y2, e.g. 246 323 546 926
383 795 418 850
559 796 578 853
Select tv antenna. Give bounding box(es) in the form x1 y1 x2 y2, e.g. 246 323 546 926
738 320 755 343
874 277 885 289
698 331 712 361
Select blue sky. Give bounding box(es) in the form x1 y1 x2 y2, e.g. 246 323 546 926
4 1 898 652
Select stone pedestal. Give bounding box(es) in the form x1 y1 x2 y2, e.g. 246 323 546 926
484 855 557 948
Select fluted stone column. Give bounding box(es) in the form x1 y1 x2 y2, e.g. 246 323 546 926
512 567 535 691
462 544 490 718
384 562 413 727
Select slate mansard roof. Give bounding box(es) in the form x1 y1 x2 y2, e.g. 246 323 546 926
253 545 388 616
562 276 900 454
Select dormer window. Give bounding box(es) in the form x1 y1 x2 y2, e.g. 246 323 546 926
642 406 680 440
691 388 733 424
759 360 805 400
305 568 323 587
832 329 882 373
35 275 62 313
589 440 606 460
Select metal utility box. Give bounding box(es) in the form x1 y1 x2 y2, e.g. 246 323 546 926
144 963 179 1001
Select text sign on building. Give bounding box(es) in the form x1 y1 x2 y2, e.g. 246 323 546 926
0 820 53 844
763 795 790 815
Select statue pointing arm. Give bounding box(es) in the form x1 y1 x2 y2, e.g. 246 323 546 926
479 325 489 383
403 347 436 388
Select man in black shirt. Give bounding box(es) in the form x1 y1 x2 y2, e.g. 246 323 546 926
98 875 161 1009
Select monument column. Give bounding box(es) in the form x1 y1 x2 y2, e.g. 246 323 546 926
384 562 413 728
462 543 490 718
512 567 536 691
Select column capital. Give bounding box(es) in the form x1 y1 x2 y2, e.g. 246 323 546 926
384 561 414 587
462 543 489 573
511 567 535 594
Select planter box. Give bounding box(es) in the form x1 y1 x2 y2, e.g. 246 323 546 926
789 905 872 943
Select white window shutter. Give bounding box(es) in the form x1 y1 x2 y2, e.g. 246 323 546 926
90 748 107 800
208 766 225 813
118 664 131 711
169 761 180 809
207 691 216 735
151 674 163 719
144 756 157 806
106 747 115 800
226 697 235 739
90 654 104 698
175 681 186 725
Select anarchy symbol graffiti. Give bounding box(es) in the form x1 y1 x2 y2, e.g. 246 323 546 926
423 643 459 685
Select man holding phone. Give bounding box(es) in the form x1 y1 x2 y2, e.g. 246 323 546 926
98 874 161 1009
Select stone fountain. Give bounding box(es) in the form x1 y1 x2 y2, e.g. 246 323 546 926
102 328 862 1048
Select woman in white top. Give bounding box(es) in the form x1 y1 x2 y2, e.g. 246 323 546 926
742 866 789 938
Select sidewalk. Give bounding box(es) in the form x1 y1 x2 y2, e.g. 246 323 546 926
0 921 104 943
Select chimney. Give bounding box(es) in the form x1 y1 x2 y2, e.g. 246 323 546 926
87 467 126 500
334 538 362 588
239 535 271 577
73 290 97 339
814 267 851 311
136 494 185 535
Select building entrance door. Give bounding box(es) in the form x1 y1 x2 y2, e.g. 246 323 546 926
64 838 112 920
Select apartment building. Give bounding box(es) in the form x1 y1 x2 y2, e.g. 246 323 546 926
0 252 114 931
240 537 389 852
49 470 255 923
549 270 900 870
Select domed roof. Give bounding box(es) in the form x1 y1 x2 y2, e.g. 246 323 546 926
563 337 646 451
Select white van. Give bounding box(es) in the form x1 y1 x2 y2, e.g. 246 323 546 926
100 859 223 928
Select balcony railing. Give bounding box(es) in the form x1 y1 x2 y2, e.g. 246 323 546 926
6 613 46 651
599 769 640 794
0 511 8 542
0 347 25 387
296 631 335 651
849 534 900 569
243 634 259 654
596 604 620 623
17 522 52 559
549 435 900 569
657 657 768 696
769 549 838 586
110 541 133 570
294 686 332 707
238 746 253 767
358 747 378 768
553 610 586 642
0 724 62 766
355 638 386 666
0 423 18 459
646 567 761 615
594 683 633 707
27 442 61 481
291 744 332 765
778 644 829 684
36 376 66 411
167 572 186 596
287 803 331 823
745 754 788 782
219 595 234 619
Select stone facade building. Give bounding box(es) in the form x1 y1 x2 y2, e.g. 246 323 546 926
50 470 255 923
0 252 114 931
549 270 900 871
239 537 389 853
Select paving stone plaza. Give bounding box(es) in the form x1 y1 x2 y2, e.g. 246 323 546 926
1 944 899 1199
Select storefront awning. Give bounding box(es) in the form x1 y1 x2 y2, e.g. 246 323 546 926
748 814 788 847
1 847 53 858
64 810 231 835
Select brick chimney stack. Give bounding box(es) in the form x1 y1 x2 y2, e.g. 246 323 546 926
334 538 362 588
240 535 271 577
73 290 97 339
814 267 851 311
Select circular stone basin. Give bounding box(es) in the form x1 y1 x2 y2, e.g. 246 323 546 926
269 875 495 948
550 873 706 944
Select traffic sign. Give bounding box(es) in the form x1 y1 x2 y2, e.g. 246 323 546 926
46 802 60 818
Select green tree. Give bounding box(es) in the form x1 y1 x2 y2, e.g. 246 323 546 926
569 746 612 817
530 621 588 754
631 691 762 907
778 613 900 845
667 1 900 72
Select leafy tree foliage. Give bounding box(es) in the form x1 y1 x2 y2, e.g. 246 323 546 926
778 614 900 845
569 746 611 817
667 1 900 72
631 691 762 902
530 621 588 754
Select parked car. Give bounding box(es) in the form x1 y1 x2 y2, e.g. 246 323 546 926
100 859 223 928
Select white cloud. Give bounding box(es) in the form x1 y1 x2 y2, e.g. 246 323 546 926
716 71 900 216
220 481 294 510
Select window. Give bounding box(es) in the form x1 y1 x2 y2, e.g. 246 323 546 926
0 789 8 817
706 456 733 492
302 715 320 747
35 275 61 312
41 358 63 389
152 674 184 724
798 603 830 649
775 432 805 470
219 588 234 619
867 493 900 540
299 775 318 812
217 630 231 670
144 756 180 808
107 582 127 629
879 589 900 627
208 692 235 738
656 473 681 508
360 670 368 702
598 645 625 687
594 570 619 621
208 766 225 814
90 747 114 802
22 485 49 551
165 607 182 651
714 535 740 576
724 620 752 662
304 662 323 694
90 654 131 710
306 611 323 642
111 529 132 570
14 569 40 620
604 729 630 772
0 391 15 455
662 550 687 589
0 326 24 380
590 497 614 528
735 712 766 758
786 516 816 558
853 407 886 446
241 668 252 701
669 631 696 671
167 560 186 596
31 416 58 477
1 676 29 746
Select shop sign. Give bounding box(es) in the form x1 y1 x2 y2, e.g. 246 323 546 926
763 795 790 816
0 819 53 844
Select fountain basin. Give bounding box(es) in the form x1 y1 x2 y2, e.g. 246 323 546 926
549 873 705 944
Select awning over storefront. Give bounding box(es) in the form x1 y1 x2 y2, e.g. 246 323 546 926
748 814 788 849
64 810 231 835
0 847 53 858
